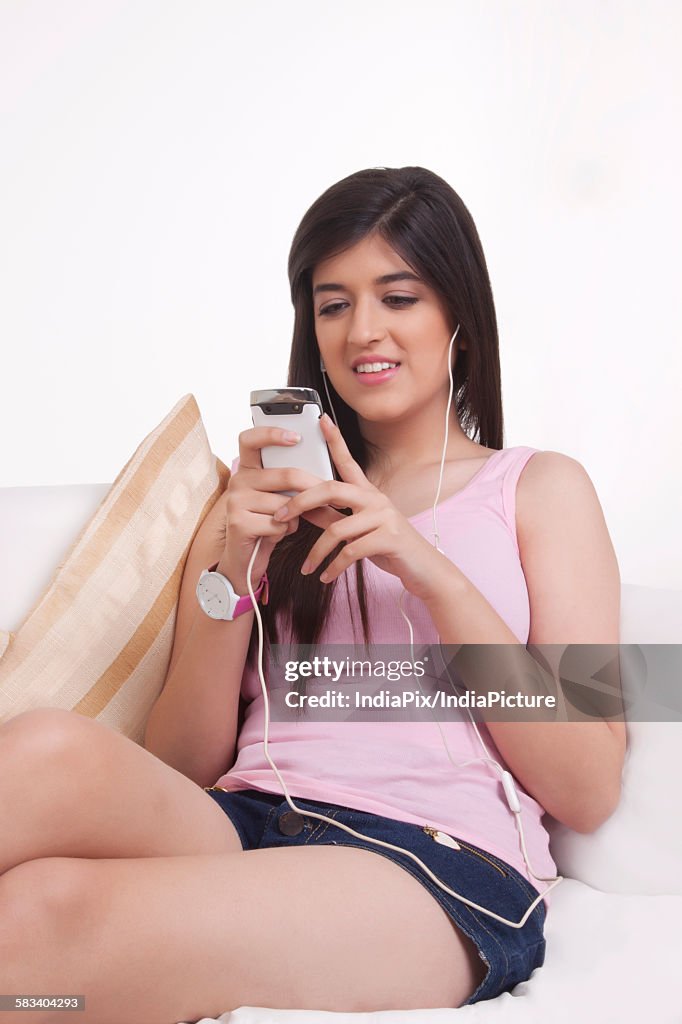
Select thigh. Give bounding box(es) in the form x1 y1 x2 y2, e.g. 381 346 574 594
212 790 547 1006
1 708 242 866
1 844 484 1022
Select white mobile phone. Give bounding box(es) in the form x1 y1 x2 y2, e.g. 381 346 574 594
250 387 335 498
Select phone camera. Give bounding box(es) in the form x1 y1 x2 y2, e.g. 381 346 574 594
293 404 301 412
265 405 271 413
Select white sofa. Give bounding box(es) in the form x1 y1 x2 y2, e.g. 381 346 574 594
1 483 681 1024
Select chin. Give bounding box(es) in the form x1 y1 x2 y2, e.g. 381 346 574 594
335 385 411 422
355 403 412 425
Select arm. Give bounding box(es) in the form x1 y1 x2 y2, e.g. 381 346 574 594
421 452 626 834
143 489 255 788
268 420 626 833
143 426 307 788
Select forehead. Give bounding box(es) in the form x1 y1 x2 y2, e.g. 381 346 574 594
312 234 414 283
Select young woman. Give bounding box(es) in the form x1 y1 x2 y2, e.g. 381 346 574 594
0 167 626 1022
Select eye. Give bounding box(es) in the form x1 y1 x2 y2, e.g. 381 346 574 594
318 302 347 317
318 296 419 317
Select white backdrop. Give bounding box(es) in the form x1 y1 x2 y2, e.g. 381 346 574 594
1 0 680 590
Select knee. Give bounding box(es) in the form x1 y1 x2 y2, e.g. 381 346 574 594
1 707 96 768
0 857 98 949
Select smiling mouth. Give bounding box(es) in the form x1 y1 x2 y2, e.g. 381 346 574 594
353 362 401 374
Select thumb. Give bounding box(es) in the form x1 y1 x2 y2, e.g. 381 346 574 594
285 516 300 535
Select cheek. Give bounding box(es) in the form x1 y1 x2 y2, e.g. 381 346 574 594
317 334 345 366
315 319 336 344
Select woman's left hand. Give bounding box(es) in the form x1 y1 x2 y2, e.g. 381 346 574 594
272 414 450 601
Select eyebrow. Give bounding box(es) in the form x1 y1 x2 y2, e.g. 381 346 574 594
312 271 423 297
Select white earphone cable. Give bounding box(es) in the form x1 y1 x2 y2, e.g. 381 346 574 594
245 327 562 927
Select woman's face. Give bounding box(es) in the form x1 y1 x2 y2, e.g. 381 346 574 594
312 233 463 431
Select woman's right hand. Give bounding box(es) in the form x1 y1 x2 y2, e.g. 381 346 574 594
215 426 323 595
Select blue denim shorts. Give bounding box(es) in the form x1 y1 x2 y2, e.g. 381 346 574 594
204 786 546 1005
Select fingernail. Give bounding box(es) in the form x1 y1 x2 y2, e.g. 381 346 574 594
300 561 311 575
319 571 330 583
273 506 289 520
283 431 301 443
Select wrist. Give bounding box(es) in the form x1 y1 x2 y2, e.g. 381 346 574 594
213 558 258 598
215 562 268 599
196 561 269 621
214 563 249 596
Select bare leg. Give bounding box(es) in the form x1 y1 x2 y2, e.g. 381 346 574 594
0 708 242 875
0 709 487 1021
0 848 487 1024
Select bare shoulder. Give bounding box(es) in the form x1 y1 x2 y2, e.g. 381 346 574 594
515 448 617 571
515 450 621 641
516 450 600 528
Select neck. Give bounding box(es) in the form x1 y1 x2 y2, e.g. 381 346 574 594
359 403 478 478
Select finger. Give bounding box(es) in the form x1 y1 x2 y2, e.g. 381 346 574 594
318 413 368 486
243 466 325 494
237 425 302 470
226 488 302 519
234 508 301 540
318 531 383 583
285 515 300 536
274 481 360 521
301 510 381 576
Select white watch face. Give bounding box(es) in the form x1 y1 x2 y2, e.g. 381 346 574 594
197 573 236 619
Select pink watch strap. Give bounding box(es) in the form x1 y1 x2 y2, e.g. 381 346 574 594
208 563 270 617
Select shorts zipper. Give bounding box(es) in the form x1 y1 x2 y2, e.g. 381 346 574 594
422 826 508 877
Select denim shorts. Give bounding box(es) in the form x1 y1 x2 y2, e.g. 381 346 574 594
204 786 547 1005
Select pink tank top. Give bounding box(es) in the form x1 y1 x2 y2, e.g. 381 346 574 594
214 447 558 904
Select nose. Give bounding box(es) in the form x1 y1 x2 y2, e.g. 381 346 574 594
345 295 388 348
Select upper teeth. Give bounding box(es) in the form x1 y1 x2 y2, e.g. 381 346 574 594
354 362 398 373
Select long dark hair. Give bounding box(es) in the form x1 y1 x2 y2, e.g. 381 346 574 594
245 165 503 673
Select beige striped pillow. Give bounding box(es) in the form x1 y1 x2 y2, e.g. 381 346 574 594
0 393 229 744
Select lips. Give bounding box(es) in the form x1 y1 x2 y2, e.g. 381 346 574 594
352 363 401 386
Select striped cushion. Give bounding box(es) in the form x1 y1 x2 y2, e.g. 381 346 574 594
0 394 229 744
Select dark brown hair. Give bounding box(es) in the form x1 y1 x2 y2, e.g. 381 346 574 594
245 165 503 676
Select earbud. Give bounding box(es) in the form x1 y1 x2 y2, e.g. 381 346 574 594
320 356 326 373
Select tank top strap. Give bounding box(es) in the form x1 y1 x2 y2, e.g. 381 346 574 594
458 445 541 494
490 446 543 555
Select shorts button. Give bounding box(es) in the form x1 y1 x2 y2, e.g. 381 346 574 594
279 810 305 836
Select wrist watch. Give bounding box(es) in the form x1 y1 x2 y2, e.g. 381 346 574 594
196 562 269 620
